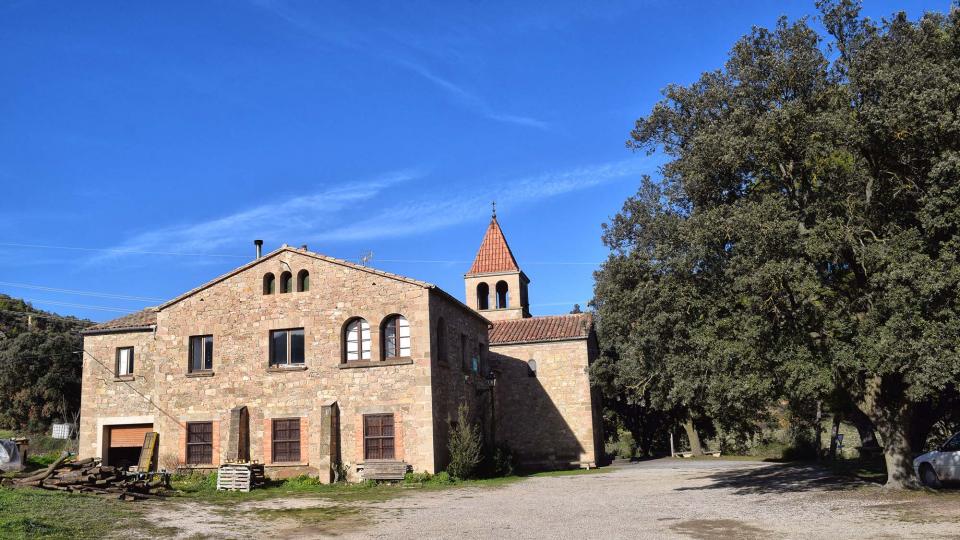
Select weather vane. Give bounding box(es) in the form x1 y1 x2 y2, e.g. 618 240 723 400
492 200 497 219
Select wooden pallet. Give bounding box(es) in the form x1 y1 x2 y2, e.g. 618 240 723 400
217 463 265 492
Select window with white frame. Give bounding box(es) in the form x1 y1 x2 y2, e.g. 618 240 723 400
382 315 410 359
116 347 134 376
344 318 371 362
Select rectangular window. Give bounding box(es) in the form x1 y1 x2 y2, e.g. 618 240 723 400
186 422 213 464
271 418 301 463
116 347 134 376
270 328 305 366
478 343 487 375
363 414 395 460
460 334 470 373
188 335 214 372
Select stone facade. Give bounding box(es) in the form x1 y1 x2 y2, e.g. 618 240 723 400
490 337 603 468
79 216 605 480
78 247 487 480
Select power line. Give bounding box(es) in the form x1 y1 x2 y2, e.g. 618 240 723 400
0 242 247 259
0 309 94 324
0 281 165 302
0 242 600 266
21 299 136 314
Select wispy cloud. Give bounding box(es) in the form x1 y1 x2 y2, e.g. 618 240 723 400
393 59 549 130
94 170 419 263
313 158 648 242
250 1 549 130
94 158 646 263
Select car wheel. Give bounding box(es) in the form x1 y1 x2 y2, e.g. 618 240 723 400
920 464 941 488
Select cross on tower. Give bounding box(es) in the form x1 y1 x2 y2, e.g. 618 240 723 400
492 201 497 219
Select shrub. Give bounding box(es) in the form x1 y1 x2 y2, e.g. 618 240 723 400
483 444 514 477
171 471 217 493
430 471 453 484
447 404 482 480
283 474 322 488
404 471 433 485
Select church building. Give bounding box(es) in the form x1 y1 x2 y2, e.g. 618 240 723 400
77 212 603 479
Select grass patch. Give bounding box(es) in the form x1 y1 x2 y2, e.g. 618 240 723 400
526 467 607 478
172 473 399 504
0 486 160 539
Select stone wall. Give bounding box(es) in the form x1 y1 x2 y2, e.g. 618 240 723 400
79 248 484 481
427 291 491 472
491 337 602 468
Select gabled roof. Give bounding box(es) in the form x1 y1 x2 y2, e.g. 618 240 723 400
157 246 435 310
82 308 158 335
489 313 593 345
467 216 521 275
84 246 489 334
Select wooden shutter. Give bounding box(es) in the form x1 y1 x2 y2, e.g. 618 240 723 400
363 414 395 460
109 424 153 447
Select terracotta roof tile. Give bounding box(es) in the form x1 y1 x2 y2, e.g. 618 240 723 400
468 217 520 275
83 308 158 334
489 313 593 345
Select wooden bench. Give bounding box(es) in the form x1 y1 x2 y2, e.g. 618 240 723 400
359 460 409 481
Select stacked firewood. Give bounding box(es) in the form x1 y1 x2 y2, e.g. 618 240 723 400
9 453 170 501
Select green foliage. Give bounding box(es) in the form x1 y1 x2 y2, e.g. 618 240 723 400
171 471 218 493
446 404 482 480
0 295 91 433
595 0 960 487
606 429 636 459
282 474 324 488
431 471 452 484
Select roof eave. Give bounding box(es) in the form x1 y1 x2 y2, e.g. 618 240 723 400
490 335 589 346
81 325 156 336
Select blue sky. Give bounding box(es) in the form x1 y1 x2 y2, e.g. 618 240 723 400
0 0 948 322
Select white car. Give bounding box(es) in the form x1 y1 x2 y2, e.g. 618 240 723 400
914 431 960 488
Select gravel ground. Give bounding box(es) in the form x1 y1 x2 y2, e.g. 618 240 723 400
342 459 960 540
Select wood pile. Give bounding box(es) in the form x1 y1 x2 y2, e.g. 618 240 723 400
7 452 170 501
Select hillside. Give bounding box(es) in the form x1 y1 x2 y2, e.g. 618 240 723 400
0 294 93 432
0 294 92 339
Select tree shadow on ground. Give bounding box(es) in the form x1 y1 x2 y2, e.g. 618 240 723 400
674 462 878 496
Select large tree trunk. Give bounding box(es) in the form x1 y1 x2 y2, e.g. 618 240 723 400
682 418 703 455
848 407 880 449
858 375 920 489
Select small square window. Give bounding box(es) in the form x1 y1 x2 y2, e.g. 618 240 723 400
188 335 213 372
270 328 305 366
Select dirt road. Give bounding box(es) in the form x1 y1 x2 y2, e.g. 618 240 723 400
147 459 960 539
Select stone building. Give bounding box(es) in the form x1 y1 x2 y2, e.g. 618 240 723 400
78 214 603 479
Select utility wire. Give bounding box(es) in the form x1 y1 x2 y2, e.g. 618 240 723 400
0 242 600 266
0 309 94 324
0 281 165 302
21 299 136 314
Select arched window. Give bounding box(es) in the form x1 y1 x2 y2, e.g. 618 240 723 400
263 273 275 295
527 359 537 378
496 280 509 309
436 317 447 365
476 283 490 310
344 318 371 362
280 271 293 293
297 270 310 292
382 315 411 359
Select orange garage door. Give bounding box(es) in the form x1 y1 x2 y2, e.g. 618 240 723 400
109 424 153 447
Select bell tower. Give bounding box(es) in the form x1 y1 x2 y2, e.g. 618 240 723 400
464 204 530 321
